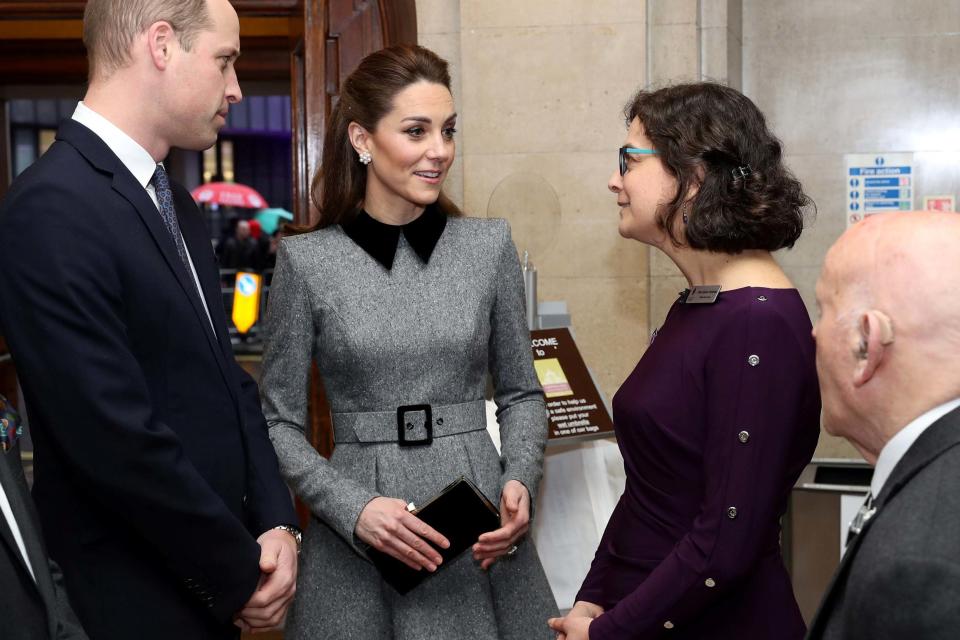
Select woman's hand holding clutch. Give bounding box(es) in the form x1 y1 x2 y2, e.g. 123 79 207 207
472 479 530 570
356 497 451 571
547 601 604 640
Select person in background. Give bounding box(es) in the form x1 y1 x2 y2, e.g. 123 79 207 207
219 218 259 271
259 44 559 639
805 211 960 640
0 1 299 637
0 394 89 639
549 82 820 640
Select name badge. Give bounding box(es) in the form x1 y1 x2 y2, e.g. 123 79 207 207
682 285 721 304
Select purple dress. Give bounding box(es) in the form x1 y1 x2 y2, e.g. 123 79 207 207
579 287 820 639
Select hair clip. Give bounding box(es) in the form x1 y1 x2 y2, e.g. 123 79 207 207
732 165 752 179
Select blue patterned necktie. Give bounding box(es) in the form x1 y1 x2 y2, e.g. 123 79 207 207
151 164 192 273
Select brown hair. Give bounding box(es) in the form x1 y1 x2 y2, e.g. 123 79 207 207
626 82 813 253
297 44 461 233
83 0 213 79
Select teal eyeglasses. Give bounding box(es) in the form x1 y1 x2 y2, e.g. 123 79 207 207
619 146 659 176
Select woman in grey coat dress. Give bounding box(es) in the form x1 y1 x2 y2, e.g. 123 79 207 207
260 45 558 639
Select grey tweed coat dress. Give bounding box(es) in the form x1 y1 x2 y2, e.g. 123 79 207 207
260 210 558 639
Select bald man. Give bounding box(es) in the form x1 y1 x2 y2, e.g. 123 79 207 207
806 212 960 640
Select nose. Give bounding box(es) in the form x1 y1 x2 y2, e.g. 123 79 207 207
425 131 452 163
608 169 622 194
226 66 242 104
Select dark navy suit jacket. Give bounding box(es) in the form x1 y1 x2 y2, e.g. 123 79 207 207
0 119 296 639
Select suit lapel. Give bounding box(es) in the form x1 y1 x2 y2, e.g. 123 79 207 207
0 448 58 616
57 120 239 402
173 186 237 364
804 504 873 639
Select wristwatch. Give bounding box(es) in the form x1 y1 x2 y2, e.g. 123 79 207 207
272 524 302 554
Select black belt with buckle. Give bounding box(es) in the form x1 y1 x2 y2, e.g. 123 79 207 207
397 404 433 446
331 399 487 445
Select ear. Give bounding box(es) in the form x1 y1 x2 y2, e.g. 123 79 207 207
145 21 176 70
347 122 370 155
680 163 705 203
852 309 894 387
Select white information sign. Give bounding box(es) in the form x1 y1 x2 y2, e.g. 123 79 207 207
845 152 914 227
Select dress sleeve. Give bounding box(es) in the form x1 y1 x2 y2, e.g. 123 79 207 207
589 301 819 639
486 221 549 504
260 240 379 552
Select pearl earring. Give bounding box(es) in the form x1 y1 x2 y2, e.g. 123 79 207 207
358 150 372 165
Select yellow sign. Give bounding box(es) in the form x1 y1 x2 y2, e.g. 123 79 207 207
232 271 261 334
534 358 574 398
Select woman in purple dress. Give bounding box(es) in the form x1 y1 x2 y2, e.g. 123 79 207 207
549 83 821 640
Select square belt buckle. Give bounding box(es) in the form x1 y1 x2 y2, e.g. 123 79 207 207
397 404 433 446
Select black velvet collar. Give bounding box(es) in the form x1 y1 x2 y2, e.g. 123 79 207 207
341 204 447 270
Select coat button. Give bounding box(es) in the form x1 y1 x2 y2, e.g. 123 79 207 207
738 430 750 443
405 422 414 431
436 417 444 426
727 506 738 519
705 578 716 588
663 621 674 629
747 354 760 367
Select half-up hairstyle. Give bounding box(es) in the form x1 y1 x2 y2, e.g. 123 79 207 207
298 44 461 233
626 82 813 253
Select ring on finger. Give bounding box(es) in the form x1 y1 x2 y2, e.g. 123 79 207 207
506 544 518 556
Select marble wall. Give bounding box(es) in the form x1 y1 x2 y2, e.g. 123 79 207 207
418 0 650 403
417 0 959 459
743 0 960 457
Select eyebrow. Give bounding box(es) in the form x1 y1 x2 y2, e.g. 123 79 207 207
401 113 458 124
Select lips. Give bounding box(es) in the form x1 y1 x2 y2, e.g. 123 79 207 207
414 170 443 184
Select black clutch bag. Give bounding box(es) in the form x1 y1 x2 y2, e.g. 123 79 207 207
368 476 501 594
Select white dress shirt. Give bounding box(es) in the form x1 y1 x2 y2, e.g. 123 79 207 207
0 477 36 582
71 102 216 333
871 397 960 497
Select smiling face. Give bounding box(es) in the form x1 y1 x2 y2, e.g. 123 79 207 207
607 117 679 246
352 80 456 222
161 0 242 151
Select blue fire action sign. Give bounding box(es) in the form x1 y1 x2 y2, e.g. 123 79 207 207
845 152 914 227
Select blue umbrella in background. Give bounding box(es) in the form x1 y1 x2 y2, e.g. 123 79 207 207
255 207 294 235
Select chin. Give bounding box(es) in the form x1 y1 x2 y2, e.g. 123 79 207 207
410 191 442 207
179 135 218 153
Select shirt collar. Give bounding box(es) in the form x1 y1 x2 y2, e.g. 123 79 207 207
871 397 960 497
341 204 447 270
72 101 158 189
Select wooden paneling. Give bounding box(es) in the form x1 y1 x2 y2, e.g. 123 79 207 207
0 99 10 198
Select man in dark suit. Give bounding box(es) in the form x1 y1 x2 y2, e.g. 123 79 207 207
1 397 88 639
0 0 299 637
807 211 960 639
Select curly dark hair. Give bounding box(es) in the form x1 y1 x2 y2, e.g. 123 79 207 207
625 82 813 253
